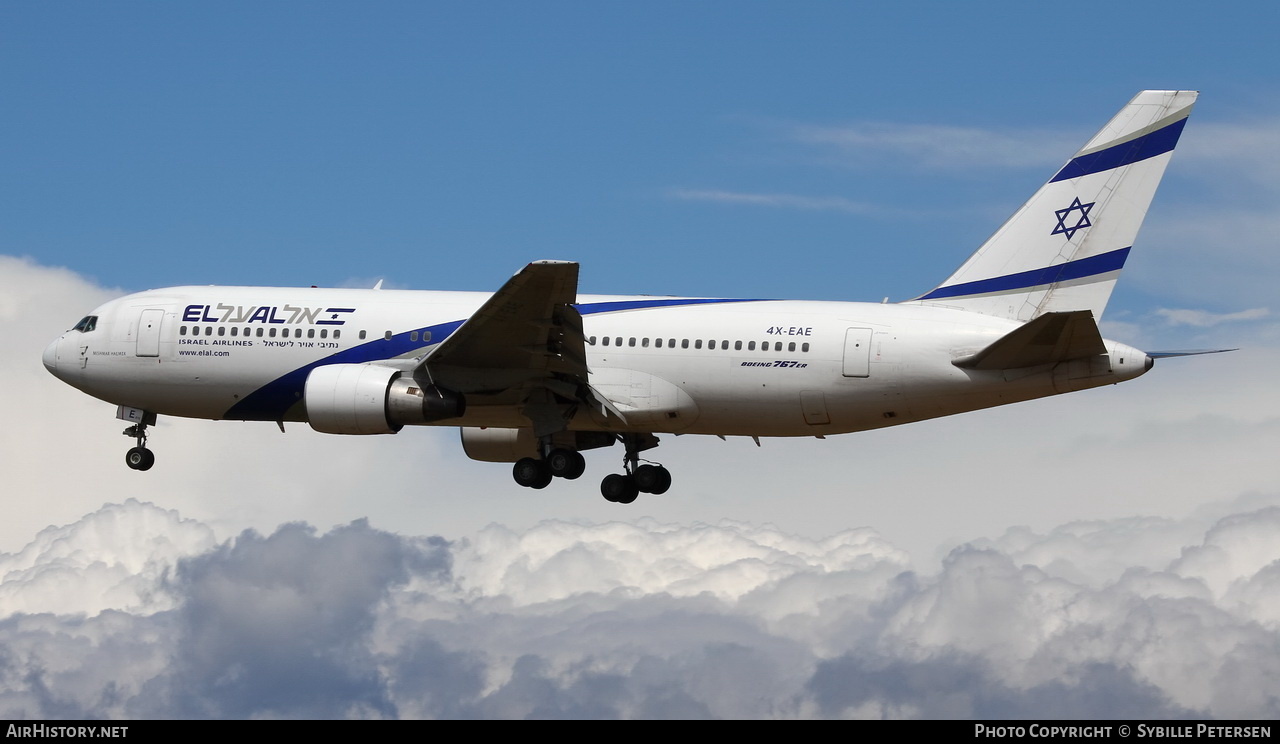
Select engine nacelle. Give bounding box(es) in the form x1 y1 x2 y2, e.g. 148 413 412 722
460 427 538 462
305 364 464 435
459 427 617 462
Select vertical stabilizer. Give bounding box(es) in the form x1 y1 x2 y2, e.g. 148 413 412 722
913 90 1197 321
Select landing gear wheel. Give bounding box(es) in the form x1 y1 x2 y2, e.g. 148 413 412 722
634 464 671 494
601 473 639 504
547 448 586 480
125 446 155 471
513 457 553 489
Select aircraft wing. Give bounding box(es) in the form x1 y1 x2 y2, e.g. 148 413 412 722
419 260 625 429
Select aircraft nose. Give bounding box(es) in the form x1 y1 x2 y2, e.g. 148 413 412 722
42 338 60 375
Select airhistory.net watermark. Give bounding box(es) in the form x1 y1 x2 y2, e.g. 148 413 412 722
5 725 128 739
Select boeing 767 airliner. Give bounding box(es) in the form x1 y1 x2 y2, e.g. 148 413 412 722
44 90 1220 503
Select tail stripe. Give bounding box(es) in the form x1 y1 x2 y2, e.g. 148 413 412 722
1050 116 1188 183
917 246 1130 302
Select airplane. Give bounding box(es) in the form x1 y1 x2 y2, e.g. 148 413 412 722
43 90 1220 504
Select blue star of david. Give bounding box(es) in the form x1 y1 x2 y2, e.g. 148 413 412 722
1052 196 1095 240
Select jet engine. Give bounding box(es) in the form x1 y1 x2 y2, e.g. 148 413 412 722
305 363 464 435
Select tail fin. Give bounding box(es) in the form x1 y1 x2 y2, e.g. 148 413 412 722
914 90 1197 322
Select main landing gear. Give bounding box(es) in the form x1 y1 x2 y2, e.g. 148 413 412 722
123 422 155 471
512 447 586 489
509 434 672 504
600 461 671 504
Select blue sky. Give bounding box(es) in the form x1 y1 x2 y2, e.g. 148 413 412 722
6 2 1278 312
5 2 1280 720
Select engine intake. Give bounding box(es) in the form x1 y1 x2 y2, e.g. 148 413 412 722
305 364 464 435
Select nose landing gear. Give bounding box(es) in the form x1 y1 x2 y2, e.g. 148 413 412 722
122 419 155 471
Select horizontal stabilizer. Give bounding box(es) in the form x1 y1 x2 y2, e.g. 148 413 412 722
955 310 1106 370
1147 349 1238 359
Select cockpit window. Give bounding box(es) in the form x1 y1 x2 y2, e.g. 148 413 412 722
71 316 98 333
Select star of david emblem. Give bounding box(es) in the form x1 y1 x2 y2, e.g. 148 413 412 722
1052 197 1095 240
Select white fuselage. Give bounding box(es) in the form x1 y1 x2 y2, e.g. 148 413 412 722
43 285 1151 439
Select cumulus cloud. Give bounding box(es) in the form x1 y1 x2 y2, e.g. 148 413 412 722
6 250 1280 719
0 499 214 617
1 498 1279 719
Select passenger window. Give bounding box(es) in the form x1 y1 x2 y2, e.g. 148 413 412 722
628 338 636 347
748 341 755 351
721 340 729 350
256 328 264 337
615 337 622 347
180 326 187 336
774 342 782 351
218 326 226 336
695 340 702 349
669 339 675 348
384 331 392 340
308 329 315 339
269 328 277 338
788 342 796 352
206 327 213 336
333 330 340 339
410 331 418 342
602 336 610 346
588 336 596 346
682 339 689 349
734 341 742 350
359 330 367 340
802 342 809 352
655 338 663 348
320 329 328 339
642 338 649 348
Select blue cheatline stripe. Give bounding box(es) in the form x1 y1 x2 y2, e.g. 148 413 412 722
222 297 766 421
1050 117 1187 182
223 319 465 421
918 246 1131 301
576 297 765 314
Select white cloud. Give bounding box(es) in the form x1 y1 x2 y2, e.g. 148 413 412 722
667 188 877 214
6 254 1280 718
1176 118 1280 191
0 499 214 617
1154 307 1269 328
783 122 1077 171
1 499 1278 718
